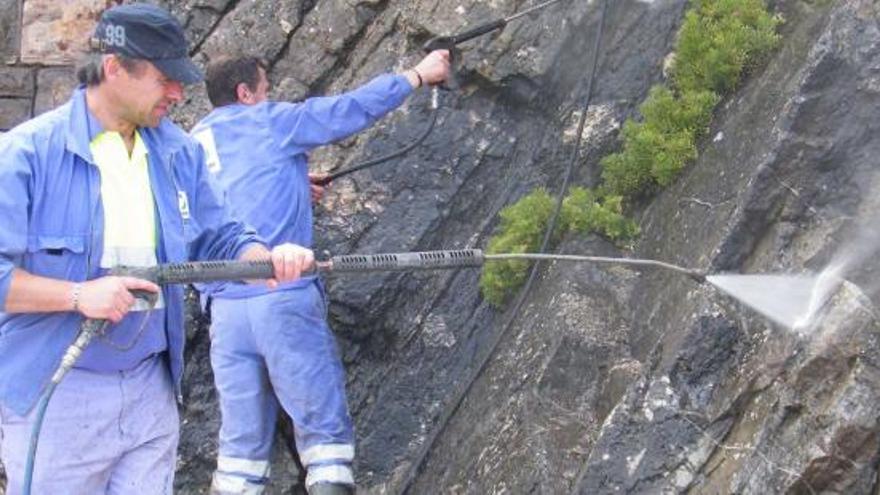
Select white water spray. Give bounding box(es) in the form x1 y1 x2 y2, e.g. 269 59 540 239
791 262 846 332
707 261 874 334
705 273 821 331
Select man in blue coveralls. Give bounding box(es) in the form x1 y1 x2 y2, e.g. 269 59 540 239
192 50 450 494
0 4 314 494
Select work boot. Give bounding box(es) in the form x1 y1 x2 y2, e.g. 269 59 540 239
308 482 354 495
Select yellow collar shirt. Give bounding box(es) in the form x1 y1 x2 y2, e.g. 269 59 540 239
90 130 158 269
77 129 168 372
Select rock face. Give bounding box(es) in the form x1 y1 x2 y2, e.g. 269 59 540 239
567 1 880 492
3 0 880 494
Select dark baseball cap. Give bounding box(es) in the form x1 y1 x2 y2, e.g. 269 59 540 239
90 3 203 84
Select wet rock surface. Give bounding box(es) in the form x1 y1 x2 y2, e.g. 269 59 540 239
3 0 880 494
571 0 880 493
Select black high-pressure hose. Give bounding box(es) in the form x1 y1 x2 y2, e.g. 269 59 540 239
421 0 569 55
22 318 110 495
315 88 441 186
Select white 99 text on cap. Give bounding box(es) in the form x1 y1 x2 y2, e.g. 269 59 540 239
103 24 126 48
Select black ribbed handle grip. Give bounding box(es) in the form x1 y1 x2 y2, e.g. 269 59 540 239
329 249 483 272
111 260 276 285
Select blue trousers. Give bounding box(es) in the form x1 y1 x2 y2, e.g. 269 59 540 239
0 355 178 494
209 280 354 493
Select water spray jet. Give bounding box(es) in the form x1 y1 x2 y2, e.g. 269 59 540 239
707 268 879 334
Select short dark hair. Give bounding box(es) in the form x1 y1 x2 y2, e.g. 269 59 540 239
205 55 268 108
76 53 148 86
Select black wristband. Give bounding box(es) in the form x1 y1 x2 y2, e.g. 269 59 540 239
412 69 424 88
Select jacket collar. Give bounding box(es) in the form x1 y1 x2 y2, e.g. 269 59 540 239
65 85 102 164
64 85 190 165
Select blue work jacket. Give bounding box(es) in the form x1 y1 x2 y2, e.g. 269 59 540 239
191 73 412 299
0 87 263 416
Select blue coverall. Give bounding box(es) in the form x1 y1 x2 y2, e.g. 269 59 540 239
191 73 413 491
0 86 263 493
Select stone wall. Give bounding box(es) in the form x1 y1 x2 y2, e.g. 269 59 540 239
0 0 105 132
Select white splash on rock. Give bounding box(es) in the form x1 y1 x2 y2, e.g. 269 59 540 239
563 104 619 144
627 449 646 476
421 313 456 348
280 19 294 35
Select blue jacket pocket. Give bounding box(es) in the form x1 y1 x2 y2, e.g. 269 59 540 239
24 235 88 281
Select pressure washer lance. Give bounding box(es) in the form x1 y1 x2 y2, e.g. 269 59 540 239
45 248 705 391
422 0 569 66
23 248 702 494
316 249 706 283
316 0 569 187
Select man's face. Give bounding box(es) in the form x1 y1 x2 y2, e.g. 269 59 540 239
116 59 184 128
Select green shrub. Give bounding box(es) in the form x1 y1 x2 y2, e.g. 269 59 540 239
601 87 718 195
600 120 658 197
562 187 640 242
480 189 562 306
480 187 640 307
640 86 719 137
603 0 778 197
673 0 781 94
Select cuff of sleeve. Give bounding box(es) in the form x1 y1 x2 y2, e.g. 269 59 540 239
0 263 14 312
392 74 415 98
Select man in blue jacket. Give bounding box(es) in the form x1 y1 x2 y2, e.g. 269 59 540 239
192 51 449 494
0 4 314 494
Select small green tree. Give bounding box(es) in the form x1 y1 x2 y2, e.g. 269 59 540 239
600 120 659 197
480 189 562 306
673 0 781 94
480 187 640 306
562 187 640 241
603 0 779 198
